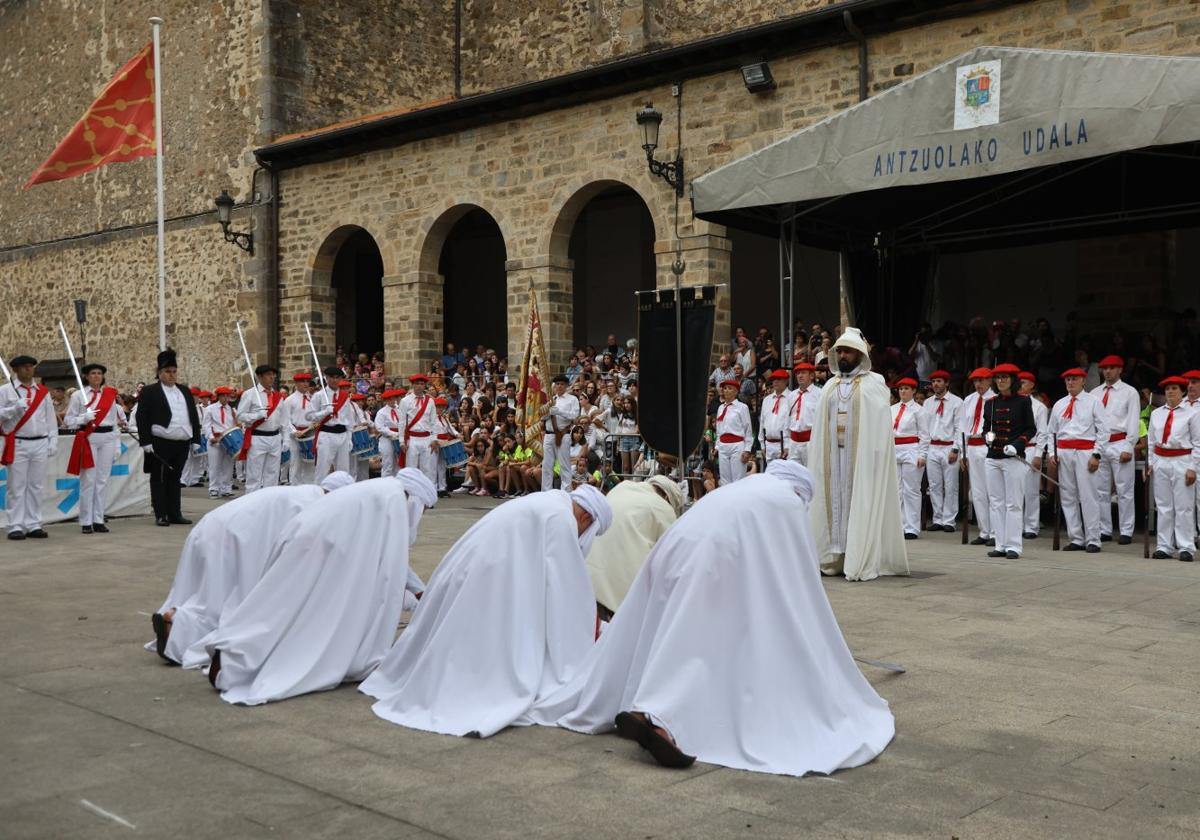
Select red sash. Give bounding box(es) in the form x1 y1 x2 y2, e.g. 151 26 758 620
2 384 49 467
67 386 119 475
237 390 284 461
312 390 350 455
398 396 430 468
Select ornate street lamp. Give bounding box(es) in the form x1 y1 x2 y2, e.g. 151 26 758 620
636 104 683 197
214 189 253 255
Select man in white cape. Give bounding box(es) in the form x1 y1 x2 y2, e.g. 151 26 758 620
205 469 436 705
525 460 895 776
360 484 613 738
808 328 909 581
147 471 355 667
587 476 683 615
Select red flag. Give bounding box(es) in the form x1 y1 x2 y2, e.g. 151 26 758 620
25 43 156 188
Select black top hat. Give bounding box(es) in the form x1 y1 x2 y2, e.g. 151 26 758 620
255 364 279 377
81 363 107 375
156 348 178 371
10 355 37 368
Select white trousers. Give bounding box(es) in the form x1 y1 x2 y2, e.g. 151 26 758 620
787 440 809 467
717 442 749 486
1058 448 1100 547
1096 443 1136 538
926 445 959 527
436 450 448 491
312 432 350 483
986 457 1026 554
966 444 992 538
5 437 49 533
287 436 314 486
354 454 370 482
407 439 438 487
895 444 923 535
207 446 235 495
180 445 205 486
379 437 400 478
1023 447 1042 534
243 434 282 494
542 433 573 491
1152 458 1197 555
78 432 117 526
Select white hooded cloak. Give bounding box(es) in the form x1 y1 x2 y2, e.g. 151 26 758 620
361 488 611 737
526 466 896 777
145 484 325 667
587 479 679 613
205 477 422 705
808 328 909 581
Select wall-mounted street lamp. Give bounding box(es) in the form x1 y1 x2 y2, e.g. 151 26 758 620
214 189 254 255
636 104 684 197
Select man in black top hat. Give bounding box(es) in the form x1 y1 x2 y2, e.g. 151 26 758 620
1 355 58 539
135 349 201 526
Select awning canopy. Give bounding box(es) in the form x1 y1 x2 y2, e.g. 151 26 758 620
693 47 1200 251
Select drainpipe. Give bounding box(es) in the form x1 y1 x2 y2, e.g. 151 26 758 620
843 10 869 102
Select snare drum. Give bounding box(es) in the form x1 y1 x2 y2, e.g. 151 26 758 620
218 428 245 457
298 438 316 462
196 436 208 455
440 439 468 467
350 426 374 456
356 435 380 461
280 448 291 464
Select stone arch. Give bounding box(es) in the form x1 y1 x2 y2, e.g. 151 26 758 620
542 176 669 267
307 222 396 290
415 199 516 277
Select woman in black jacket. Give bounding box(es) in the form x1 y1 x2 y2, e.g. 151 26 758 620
982 363 1038 559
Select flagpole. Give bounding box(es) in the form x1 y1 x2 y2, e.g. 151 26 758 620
150 17 167 351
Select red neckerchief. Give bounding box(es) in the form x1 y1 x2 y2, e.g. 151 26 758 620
2 383 49 467
67 386 119 475
238 390 285 461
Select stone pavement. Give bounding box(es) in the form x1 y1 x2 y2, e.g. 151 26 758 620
2 487 1200 839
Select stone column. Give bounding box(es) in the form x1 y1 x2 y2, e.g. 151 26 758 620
278 277 336 375
654 234 732 362
384 270 443 377
506 255 574 373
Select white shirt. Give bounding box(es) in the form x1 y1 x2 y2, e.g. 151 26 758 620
400 392 440 437
543 393 581 435
1090 380 1140 453
920 391 962 447
237 385 283 432
787 384 819 436
891 399 928 457
714 399 753 453
1029 397 1049 454
282 390 312 434
960 390 994 440
1048 390 1110 448
758 389 792 445
1147 403 1199 471
64 386 125 430
202 401 238 440
153 383 195 440
305 387 357 427
0 380 58 443
374 403 404 438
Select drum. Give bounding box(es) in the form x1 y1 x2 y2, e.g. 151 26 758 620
280 448 291 464
357 435 380 462
440 439 468 467
350 426 375 456
298 438 316 462
218 428 244 457
196 436 208 455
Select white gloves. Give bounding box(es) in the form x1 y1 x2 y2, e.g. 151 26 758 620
142 444 154 453
1003 445 1017 457
83 408 97 424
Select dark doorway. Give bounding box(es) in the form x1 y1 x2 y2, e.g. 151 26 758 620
332 228 384 357
441 208 508 355
569 186 655 350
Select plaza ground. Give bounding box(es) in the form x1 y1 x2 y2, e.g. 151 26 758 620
2 488 1200 839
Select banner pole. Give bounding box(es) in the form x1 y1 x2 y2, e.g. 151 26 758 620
150 17 167 351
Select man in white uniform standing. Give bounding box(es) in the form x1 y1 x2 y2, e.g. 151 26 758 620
714 379 752 485
236 364 285 494
1018 372 1049 539
1147 376 1198 562
305 366 355 482
281 373 314 486
920 370 961 532
787 362 819 466
541 375 580 492
202 387 238 498
1091 355 1139 545
1 355 57 540
1047 367 1109 553
961 368 995 546
373 388 406 478
400 374 439 486
64 362 126 534
890 377 926 540
758 369 792 464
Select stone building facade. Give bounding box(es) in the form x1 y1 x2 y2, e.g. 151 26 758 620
3 0 1198 387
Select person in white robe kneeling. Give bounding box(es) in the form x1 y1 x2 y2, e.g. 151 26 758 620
360 484 612 738
525 459 896 776
147 471 355 667
205 468 437 705
587 476 683 617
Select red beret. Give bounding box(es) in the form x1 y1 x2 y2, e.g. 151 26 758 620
719 379 740 390
768 369 790 380
409 373 429 383
381 389 404 400
929 370 951 381
197 390 212 398
1160 376 1189 388
792 362 816 372
1182 370 1200 381
1060 368 1087 379
434 397 449 407
337 380 353 389
1097 355 1125 369
350 393 366 401
214 386 234 395
991 363 1021 375
894 377 918 388
1018 371 1036 383
967 367 993 380
293 372 313 381
189 386 201 395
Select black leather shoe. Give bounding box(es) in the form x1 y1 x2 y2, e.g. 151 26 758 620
168 516 193 525
943 524 956 533
1181 552 1194 563
1086 544 1101 554
81 526 93 534
925 524 942 532
1118 535 1132 545
27 529 47 538
156 517 170 527
987 550 1005 558
92 523 110 533
1100 534 1113 542
904 533 918 540
1063 543 1084 551
7 531 25 540
1006 550 1020 559
1152 550 1170 559
985 538 996 547
1023 531 1038 539
970 537 988 546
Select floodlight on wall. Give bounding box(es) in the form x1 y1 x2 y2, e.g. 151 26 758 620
740 61 776 94
635 103 684 196
213 189 254 255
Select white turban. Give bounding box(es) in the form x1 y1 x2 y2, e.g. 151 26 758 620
765 458 815 504
396 468 438 546
570 484 612 556
646 475 684 516
832 327 872 372
319 471 355 492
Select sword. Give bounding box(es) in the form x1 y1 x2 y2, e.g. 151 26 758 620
1012 449 1061 488
235 322 265 412
854 655 906 674
303 322 326 392
0 352 11 382
57 321 85 393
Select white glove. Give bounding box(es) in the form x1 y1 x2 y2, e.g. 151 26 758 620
142 444 154 453
1003 445 1017 457
83 408 97 424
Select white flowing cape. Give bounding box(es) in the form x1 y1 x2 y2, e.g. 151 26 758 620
808 371 909 581
587 481 676 613
361 490 594 737
145 485 324 667
526 474 895 777
206 478 412 705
